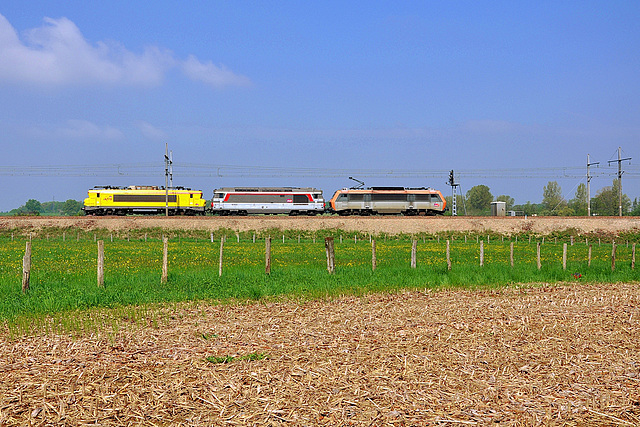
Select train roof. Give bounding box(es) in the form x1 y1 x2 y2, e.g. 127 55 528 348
340 187 437 192
91 185 196 191
215 187 322 193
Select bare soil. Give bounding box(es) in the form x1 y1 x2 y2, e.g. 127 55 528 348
1 283 639 425
2 215 640 237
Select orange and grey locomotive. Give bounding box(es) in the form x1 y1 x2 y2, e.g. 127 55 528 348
328 187 446 216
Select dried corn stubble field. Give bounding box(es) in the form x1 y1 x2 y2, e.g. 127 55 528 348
2 283 640 426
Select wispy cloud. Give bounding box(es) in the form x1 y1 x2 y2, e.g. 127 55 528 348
0 14 250 88
182 55 251 88
25 119 124 140
57 120 124 139
136 121 168 140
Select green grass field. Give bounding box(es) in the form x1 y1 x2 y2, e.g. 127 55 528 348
1 230 638 329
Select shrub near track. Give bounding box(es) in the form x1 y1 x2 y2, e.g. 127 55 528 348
0 235 638 325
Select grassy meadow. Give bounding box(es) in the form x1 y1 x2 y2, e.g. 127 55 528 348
1 228 638 333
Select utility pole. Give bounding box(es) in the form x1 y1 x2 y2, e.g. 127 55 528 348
448 170 459 216
587 154 599 217
164 143 172 217
607 147 631 217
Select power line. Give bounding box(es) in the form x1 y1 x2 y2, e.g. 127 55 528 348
0 163 637 180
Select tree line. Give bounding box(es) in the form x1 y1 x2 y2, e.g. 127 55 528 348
446 179 640 216
2 199 84 216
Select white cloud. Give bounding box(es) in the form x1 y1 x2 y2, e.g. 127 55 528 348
182 55 251 88
136 121 168 140
57 120 124 139
0 14 250 88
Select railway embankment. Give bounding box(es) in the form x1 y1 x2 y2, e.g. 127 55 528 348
1 215 639 236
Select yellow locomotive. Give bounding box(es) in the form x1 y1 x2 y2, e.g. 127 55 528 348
83 186 206 216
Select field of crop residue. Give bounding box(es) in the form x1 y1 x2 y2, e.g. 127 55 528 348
1 282 639 426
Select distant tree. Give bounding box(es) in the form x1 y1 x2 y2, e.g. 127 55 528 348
568 183 588 216
631 198 640 216
465 185 493 215
512 201 543 216
591 179 631 216
542 181 567 215
61 199 83 216
24 199 43 214
495 195 515 211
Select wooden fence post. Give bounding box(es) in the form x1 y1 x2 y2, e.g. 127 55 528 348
265 237 271 275
479 240 484 267
22 241 31 293
161 237 168 283
536 242 541 270
446 240 451 271
632 243 636 270
218 236 225 277
510 242 514 268
562 243 567 271
611 241 616 272
253 233 256 244
570 236 574 246
588 245 592 267
325 237 335 274
411 240 417 269
97 240 104 287
371 239 377 271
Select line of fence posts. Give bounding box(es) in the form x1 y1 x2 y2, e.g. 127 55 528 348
218 236 225 277
22 241 31 293
161 237 168 283
371 239 377 271
325 237 335 274
13 233 638 290
612 241 616 272
97 240 104 286
265 237 271 275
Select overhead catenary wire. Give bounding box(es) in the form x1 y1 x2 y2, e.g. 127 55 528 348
0 163 638 179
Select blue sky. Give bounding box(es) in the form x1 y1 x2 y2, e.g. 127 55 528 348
1 1 639 211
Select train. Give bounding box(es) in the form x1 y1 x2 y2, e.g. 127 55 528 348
211 187 325 215
328 187 446 216
82 185 447 216
83 186 207 216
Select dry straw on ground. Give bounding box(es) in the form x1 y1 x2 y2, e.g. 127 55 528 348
2 282 640 425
